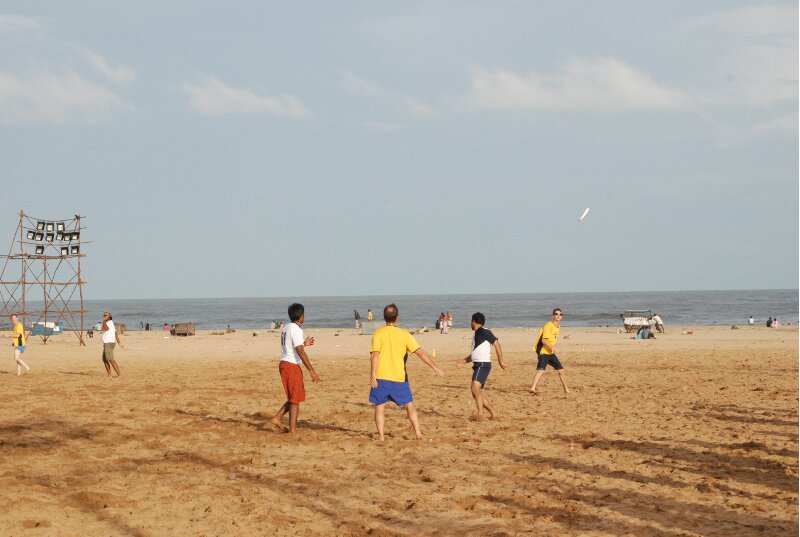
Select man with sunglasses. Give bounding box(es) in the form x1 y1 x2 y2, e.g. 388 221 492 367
529 308 570 395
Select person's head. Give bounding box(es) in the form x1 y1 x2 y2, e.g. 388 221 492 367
552 308 563 322
10 313 18 323
384 303 399 324
471 312 485 329
288 303 305 324
104 311 113 321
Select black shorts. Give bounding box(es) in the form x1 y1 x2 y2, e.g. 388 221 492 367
536 353 563 371
471 362 492 387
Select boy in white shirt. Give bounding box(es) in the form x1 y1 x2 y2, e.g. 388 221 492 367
455 312 507 421
269 303 320 433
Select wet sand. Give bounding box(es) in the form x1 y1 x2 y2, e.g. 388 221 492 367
1 325 797 536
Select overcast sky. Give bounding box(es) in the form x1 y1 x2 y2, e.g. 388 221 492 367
0 1 797 299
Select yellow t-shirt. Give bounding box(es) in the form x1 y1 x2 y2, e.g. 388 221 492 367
370 325 421 382
536 321 559 355
13 321 25 347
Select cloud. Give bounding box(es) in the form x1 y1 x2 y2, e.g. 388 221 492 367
465 58 690 112
687 5 798 107
338 71 441 118
76 46 136 86
688 5 797 38
0 68 134 125
699 111 798 146
178 76 310 118
0 15 44 35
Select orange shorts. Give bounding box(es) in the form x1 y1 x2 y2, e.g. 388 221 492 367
279 361 306 404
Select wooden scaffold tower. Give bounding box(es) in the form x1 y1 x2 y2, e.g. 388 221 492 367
0 210 87 345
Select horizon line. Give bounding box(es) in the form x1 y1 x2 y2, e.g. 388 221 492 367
78 287 800 302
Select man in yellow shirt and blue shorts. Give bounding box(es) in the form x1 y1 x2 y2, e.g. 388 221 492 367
369 304 443 440
10 314 31 375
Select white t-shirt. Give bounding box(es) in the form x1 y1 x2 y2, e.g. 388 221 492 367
280 323 305 365
102 320 117 344
470 327 497 363
652 315 663 325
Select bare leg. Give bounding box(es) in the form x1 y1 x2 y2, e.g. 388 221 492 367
405 402 422 439
529 370 545 393
14 349 30 375
270 402 290 431
557 369 570 394
287 403 300 433
109 359 121 377
374 403 386 441
103 360 112 377
470 381 485 421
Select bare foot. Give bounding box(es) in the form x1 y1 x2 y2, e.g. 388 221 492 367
469 414 484 422
530 390 538 396
268 419 288 432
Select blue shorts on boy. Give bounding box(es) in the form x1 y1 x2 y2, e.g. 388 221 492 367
471 362 492 386
369 379 413 406
537 353 564 371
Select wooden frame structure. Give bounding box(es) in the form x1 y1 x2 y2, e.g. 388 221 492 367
0 210 87 345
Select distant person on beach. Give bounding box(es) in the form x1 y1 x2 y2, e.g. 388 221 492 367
354 309 361 329
369 303 443 440
269 303 320 434
269 321 276 330
145 322 150 331
748 315 754 326
9 314 30 375
772 318 781 328
766 317 773 328
446 311 453 331
163 323 169 331
529 308 570 396
636 326 655 339
652 314 664 333
455 312 507 421
140 321 144 331
367 309 373 321
439 312 449 334
101 311 124 378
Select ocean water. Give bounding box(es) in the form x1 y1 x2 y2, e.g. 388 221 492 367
9 289 797 330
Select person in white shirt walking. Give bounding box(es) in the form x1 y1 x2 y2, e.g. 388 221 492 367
269 303 320 434
101 311 124 377
455 312 507 421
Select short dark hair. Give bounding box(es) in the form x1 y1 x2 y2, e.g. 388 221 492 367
471 312 485 326
288 303 304 322
384 303 398 323
553 308 562 316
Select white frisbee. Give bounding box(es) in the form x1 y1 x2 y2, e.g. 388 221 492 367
578 208 590 221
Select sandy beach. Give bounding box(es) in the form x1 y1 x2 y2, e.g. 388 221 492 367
0 325 797 536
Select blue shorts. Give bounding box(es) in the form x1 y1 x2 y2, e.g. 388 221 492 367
471 362 492 387
537 353 563 371
15 346 25 353
369 379 413 407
